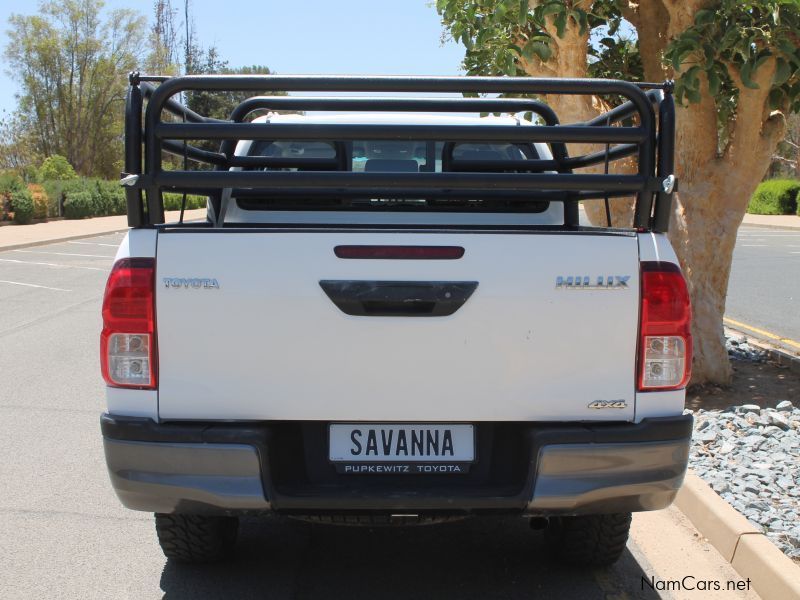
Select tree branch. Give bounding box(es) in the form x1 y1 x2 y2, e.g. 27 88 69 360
725 58 786 166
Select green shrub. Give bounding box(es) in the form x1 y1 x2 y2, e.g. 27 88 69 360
42 178 130 218
162 193 207 211
61 179 101 216
95 179 126 216
747 179 800 215
62 178 98 199
797 189 800 217
43 178 90 216
39 154 77 182
0 171 25 195
12 188 34 224
63 191 98 219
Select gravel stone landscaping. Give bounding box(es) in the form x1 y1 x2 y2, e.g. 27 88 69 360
688 399 800 561
725 334 769 363
686 333 800 561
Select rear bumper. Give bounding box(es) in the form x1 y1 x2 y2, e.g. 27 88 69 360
101 414 691 516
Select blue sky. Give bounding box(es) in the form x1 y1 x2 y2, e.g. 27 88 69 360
0 0 466 117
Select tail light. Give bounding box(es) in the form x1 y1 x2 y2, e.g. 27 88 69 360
100 258 157 389
638 262 691 390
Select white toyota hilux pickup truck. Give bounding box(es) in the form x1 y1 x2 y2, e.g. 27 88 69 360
101 74 692 566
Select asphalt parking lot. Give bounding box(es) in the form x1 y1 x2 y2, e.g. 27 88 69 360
728 225 800 345
0 230 767 599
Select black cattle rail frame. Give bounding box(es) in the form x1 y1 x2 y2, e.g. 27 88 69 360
122 73 677 232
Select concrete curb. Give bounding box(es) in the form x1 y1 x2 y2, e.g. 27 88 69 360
0 229 129 252
675 471 800 599
741 214 800 230
740 221 800 231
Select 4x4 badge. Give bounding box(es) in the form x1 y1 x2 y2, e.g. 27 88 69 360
588 400 627 409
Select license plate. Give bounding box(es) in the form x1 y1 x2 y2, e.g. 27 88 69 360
329 424 474 474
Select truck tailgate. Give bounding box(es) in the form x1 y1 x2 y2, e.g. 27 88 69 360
155 230 640 421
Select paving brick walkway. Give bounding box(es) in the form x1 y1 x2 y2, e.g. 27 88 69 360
0 209 207 251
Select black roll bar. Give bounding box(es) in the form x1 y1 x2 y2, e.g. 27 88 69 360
122 72 676 231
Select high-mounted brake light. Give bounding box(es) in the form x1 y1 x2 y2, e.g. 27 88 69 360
100 258 157 389
334 245 465 260
638 262 692 391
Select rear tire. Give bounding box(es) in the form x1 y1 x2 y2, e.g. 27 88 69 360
154 514 238 563
544 513 631 566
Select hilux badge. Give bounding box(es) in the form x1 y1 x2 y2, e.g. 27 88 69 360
556 275 630 289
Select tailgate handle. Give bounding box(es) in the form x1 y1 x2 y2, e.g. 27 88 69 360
319 280 478 317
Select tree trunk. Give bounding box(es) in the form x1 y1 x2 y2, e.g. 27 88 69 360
669 191 736 382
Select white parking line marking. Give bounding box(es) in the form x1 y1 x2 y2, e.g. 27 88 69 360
0 280 71 292
0 258 107 271
67 241 120 247
13 250 115 259
740 245 767 247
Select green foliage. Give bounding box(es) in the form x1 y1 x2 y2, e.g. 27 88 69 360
38 155 77 182
437 0 627 78
61 178 98 202
0 171 25 195
63 191 98 220
44 178 95 216
439 1 800 119
42 177 128 217
664 1 800 111
588 35 642 81
11 188 34 224
4 2 146 178
162 193 208 211
95 179 126 216
747 179 800 214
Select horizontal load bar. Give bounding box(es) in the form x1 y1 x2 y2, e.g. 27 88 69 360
230 96 560 123
154 122 647 144
139 75 670 91
146 74 658 97
231 187 566 201
152 186 637 203
152 170 647 193
233 187 637 202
